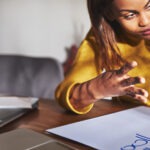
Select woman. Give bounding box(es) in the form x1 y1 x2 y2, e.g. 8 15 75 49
56 0 150 114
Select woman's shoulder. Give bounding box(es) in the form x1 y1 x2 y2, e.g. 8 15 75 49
84 28 96 42
81 28 99 51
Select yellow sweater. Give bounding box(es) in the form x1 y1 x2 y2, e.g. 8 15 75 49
55 30 150 114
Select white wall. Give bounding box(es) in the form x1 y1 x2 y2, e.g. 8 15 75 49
0 0 90 62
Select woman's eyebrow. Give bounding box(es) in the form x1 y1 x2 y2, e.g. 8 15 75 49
119 10 137 14
145 0 150 8
119 0 150 13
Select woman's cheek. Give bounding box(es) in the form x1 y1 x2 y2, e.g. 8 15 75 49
117 19 138 33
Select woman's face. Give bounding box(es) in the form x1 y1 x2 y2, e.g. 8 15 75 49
112 0 150 40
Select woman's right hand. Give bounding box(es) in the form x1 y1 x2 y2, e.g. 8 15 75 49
70 61 148 110
89 61 148 103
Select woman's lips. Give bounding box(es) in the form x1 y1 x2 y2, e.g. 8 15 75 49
141 28 150 36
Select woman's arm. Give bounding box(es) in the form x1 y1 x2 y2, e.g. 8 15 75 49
55 30 148 114
55 36 100 114
69 61 148 111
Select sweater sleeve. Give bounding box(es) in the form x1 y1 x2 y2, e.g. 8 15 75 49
55 31 100 114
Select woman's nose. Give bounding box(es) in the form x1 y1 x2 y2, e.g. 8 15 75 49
138 13 150 27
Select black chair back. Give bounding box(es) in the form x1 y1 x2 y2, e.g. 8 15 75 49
0 55 64 99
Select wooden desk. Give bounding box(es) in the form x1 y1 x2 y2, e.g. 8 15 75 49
0 99 139 150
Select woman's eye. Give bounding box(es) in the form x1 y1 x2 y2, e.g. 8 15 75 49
123 13 135 20
146 5 150 10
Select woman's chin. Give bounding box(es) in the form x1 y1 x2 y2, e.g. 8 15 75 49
140 35 150 40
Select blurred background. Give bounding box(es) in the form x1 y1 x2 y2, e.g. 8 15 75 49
0 0 90 63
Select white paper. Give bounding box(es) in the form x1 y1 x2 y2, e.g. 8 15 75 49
47 106 150 150
0 97 38 108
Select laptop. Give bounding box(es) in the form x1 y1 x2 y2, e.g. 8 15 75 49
0 128 77 150
0 97 39 127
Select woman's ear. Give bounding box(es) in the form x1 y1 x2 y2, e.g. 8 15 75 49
106 13 116 21
106 8 117 21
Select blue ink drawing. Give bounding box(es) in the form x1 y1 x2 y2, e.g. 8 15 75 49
121 134 150 150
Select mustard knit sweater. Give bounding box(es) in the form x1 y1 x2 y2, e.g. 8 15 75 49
55 30 150 114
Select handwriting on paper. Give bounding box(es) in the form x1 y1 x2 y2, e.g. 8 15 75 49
121 134 150 150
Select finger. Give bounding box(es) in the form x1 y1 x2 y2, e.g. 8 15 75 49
131 94 148 104
125 90 148 103
121 77 145 86
125 86 148 98
116 61 137 75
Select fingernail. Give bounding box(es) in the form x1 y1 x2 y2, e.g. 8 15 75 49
140 77 146 83
145 91 149 97
144 99 148 103
131 61 137 67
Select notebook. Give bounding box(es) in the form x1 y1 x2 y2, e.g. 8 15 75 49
47 106 150 150
0 97 39 127
0 128 77 150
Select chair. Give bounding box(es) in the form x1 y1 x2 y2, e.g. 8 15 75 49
0 55 64 99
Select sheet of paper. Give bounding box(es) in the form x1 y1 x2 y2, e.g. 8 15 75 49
0 97 38 108
47 106 150 150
